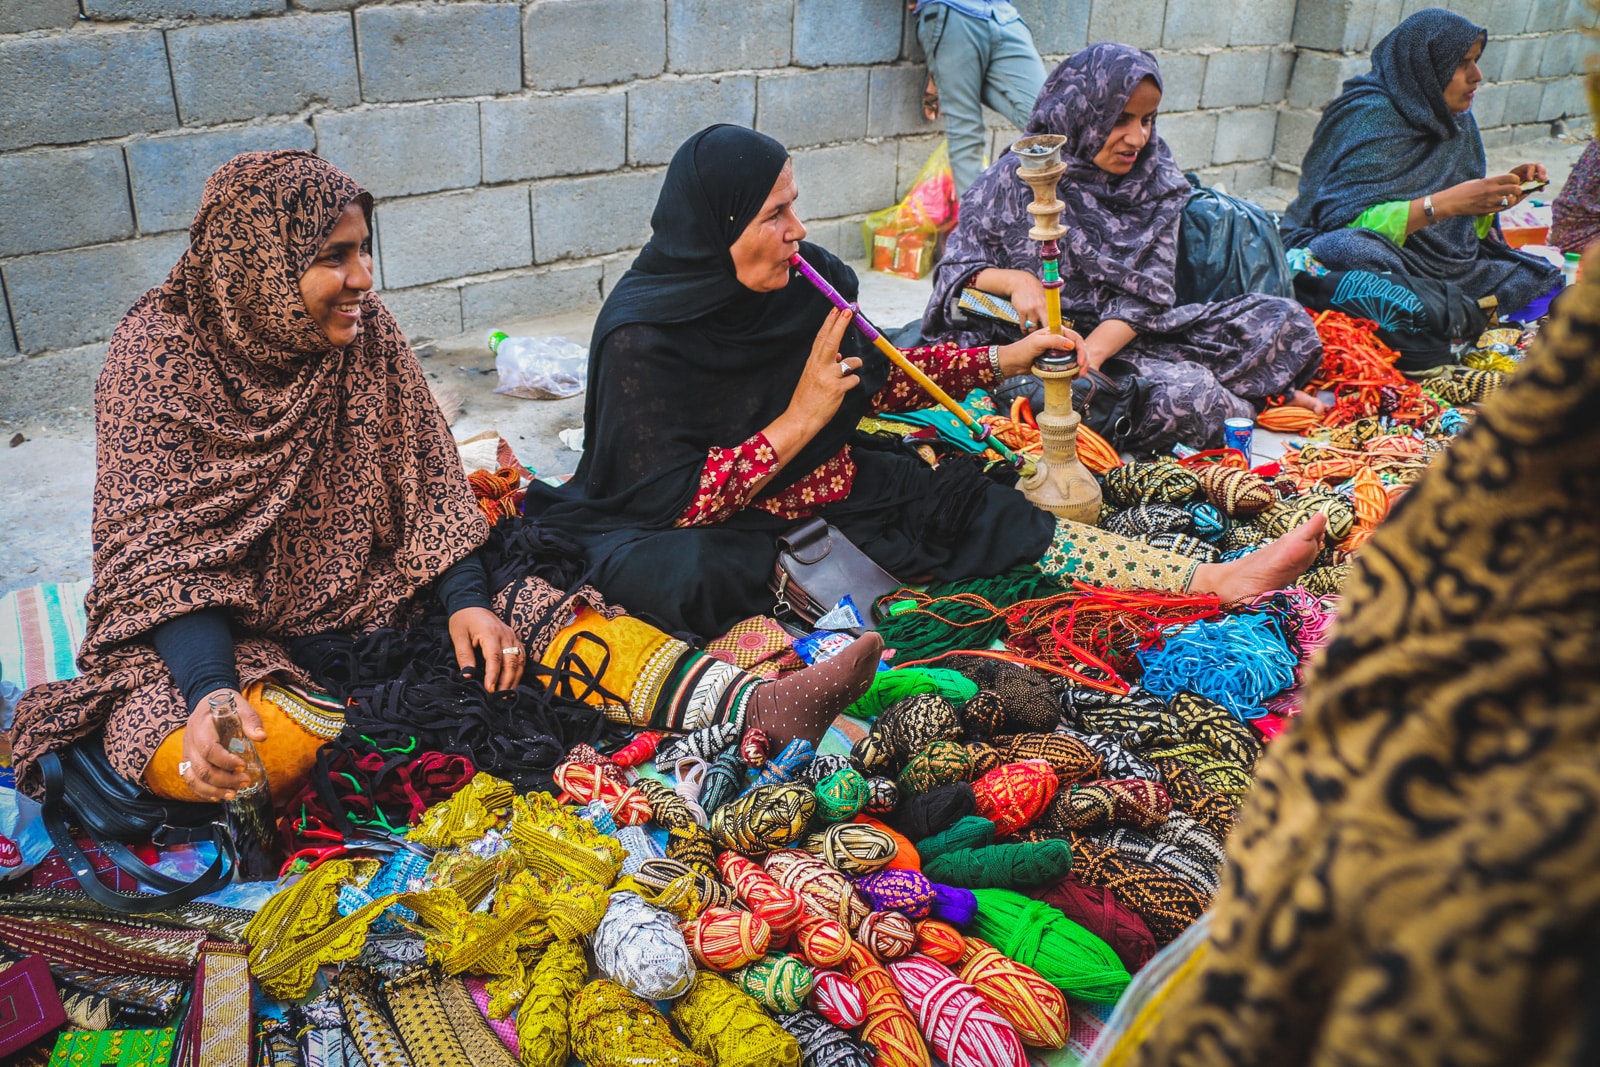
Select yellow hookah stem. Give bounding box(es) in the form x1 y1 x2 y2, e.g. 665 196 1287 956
869 335 972 428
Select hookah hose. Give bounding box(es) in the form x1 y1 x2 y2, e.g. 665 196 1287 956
789 252 1032 474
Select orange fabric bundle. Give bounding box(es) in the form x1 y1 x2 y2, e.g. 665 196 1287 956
1309 311 1439 427
956 937 1069 1049
466 465 525 523
554 762 653 825
793 915 854 968
914 920 967 964
844 944 931 1067
718 853 807 941
1350 466 1389 529
1255 405 1323 433
857 909 917 960
1075 424 1123 473
764 849 873 930
684 907 772 971
971 760 1058 838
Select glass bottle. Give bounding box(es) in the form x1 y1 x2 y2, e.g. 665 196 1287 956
208 691 277 880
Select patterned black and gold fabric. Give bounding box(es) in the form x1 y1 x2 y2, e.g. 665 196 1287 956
1114 269 1600 1065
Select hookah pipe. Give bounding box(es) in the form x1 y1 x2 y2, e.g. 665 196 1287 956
788 252 1034 475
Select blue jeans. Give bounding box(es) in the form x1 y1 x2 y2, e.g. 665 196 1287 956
916 4 1045 193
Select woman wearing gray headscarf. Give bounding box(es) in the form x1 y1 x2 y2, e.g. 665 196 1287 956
925 43 1324 454
1281 8 1559 316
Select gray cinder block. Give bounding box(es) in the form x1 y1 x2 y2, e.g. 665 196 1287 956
627 75 757 165
168 13 358 124
533 169 667 263
524 0 666 89
460 261 603 330
667 0 791 74
0 31 177 152
793 0 903 67
4 233 189 353
758 68 871 147
377 185 532 289
0 146 134 257
316 102 481 199
355 3 522 103
126 123 317 234
789 140 899 220
481 93 628 183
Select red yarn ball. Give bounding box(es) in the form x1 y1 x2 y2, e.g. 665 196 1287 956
971 759 1058 838
809 969 867 1029
684 906 773 971
856 909 917 960
1030 877 1157 972
914 919 966 965
794 914 854 968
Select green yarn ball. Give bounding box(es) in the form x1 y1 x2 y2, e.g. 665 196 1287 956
896 739 974 795
920 840 1073 890
967 888 1130 1004
813 767 870 823
734 952 815 1014
914 815 996 861
845 667 980 721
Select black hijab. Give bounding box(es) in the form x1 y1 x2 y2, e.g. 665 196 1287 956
534 125 886 534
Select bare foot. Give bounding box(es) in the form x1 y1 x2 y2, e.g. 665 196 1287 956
1190 515 1327 603
1287 388 1330 415
746 631 885 748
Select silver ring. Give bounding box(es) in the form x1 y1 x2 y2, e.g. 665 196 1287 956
839 361 851 376
177 760 192 777
502 647 523 657
1024 320 1034 328
1500 196 1509 207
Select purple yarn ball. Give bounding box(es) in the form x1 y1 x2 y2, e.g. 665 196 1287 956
929 882 978 926
854 868 936 920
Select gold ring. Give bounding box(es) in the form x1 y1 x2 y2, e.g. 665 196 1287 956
177 760 192 777
502 647 523 656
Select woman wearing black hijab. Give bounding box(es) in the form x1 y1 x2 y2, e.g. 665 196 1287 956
530 125 1324 638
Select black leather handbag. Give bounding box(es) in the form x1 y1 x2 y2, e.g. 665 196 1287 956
770 518 901 633
37 736 237 913
1073 356 1151 453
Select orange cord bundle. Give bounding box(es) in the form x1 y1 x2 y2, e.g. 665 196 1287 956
466 466 525 523
1309 311 1439 428
1255 405 1323 433
979 398 1123 474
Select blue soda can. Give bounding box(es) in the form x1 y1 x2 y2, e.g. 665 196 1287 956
1223 417 1254 459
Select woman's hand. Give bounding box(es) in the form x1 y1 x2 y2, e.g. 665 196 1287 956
974 268 1048 333
449 606 525 692
782 307 862 436
180 688 264 801
1437 174 1528 216
996 329 1082 378
1511 162 1549 188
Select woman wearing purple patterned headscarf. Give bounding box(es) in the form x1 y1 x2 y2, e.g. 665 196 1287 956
924 43 1325 453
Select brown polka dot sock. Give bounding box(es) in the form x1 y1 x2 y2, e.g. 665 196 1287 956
745 631 884 748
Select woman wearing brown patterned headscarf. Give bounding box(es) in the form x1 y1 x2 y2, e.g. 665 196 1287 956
9 151 879 807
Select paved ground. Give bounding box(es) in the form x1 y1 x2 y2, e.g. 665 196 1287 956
1 135 1585 597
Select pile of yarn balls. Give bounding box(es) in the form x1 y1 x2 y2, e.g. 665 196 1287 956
491 647 1269 1067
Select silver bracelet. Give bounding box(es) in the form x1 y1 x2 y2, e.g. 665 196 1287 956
1422 194 1435 222
987 344 1004 379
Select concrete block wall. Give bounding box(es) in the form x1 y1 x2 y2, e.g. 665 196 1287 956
0 0 1592 367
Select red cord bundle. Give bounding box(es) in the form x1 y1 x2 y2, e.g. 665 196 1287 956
1309 311 1439 428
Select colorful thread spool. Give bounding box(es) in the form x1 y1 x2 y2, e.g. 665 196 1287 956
611 730 666 768
810 822 898 877
992 734 1103 784
915 815 996 861
1104 503 1192 539
921 839 1073 890
856 909 917 960
592 892 696 1001
843 944 930 1067
963 742 1004 781
807 969 868 1029
711 783 817 857
1101 461 1203 507
874 693 963 767
897 740 976 795
657 720 744 766
913 920 966 965
971 760 1058 838
699 749 748 819
813 767 870 823
792 914 854 968
569 980 708 1067
741 726 773 767
775 1009 874 1067
855 816 921 871
885 955 1027 1067
734 953 815 1014
684 907 773 972
718 852 807 942
554 762 654 825
1059 779 1172 831
966 888 1130 1004
516 939 586 1067
798 753 857 787
955 937 1069 1049
745 739 818 794
671 971 802 1067
635 857 735 913
765 848 873 931
1029 879 1156 973
1194 464 1276 517
862 776 901 814
855 869 937 920
929 882 978 926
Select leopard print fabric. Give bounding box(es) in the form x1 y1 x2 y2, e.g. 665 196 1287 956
9 151 492 794
1116 274 1600 1064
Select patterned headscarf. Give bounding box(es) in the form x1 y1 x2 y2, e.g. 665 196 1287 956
926 44 1199 338
10 151 487 791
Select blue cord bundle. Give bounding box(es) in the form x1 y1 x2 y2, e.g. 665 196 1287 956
1136 613 1298 720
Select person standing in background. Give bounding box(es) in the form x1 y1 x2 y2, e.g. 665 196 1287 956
911 0 1046 194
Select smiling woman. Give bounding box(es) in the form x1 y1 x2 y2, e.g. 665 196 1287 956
297 202 374 347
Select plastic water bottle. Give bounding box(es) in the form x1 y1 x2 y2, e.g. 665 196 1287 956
487 331 588 399
1563 252 1582 288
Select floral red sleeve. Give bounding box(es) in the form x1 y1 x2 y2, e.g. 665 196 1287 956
675 433 780 527
872 340 996 414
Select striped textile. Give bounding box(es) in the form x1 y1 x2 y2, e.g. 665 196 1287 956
0 579 89 692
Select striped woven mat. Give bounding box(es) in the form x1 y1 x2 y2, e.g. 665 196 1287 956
0 579 89 693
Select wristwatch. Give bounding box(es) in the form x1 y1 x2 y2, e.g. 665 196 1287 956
987 345 1004 379
1422 195 1436 222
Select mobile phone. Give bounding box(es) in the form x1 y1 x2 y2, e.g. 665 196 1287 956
1520 179 1549 194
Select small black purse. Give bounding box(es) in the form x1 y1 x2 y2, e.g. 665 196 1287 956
37 735 237 913
1072 356 1151 453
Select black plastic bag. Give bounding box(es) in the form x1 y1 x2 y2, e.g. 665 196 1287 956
1175 174 1294 305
